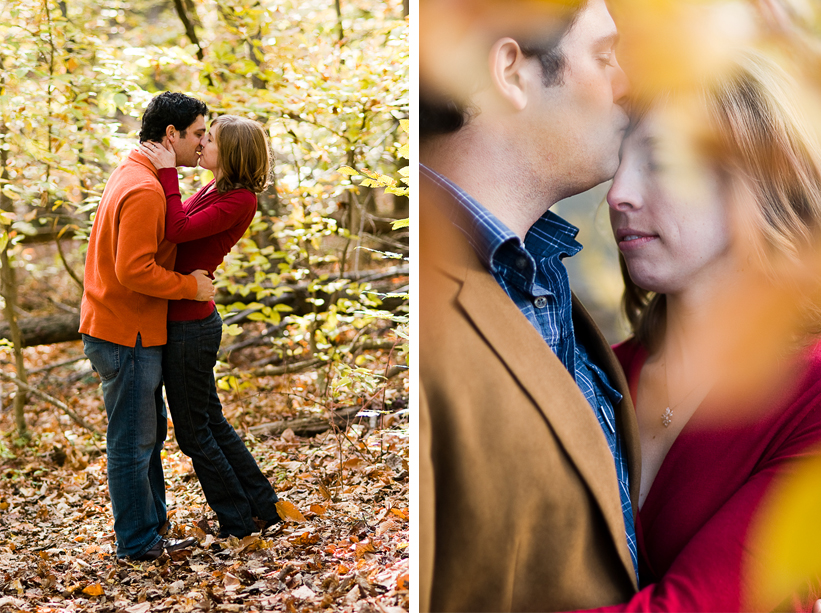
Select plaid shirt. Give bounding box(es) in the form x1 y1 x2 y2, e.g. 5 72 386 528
422 164 638 580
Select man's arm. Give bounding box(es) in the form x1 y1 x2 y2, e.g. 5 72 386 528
114 186 212 301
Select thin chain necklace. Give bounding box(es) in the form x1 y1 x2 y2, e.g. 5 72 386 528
661 357 708 428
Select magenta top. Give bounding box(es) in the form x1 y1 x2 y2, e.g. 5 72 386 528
158 168 257 322
586 338 821 612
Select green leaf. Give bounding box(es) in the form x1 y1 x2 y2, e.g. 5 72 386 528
223 323 244 336
113 92 128 110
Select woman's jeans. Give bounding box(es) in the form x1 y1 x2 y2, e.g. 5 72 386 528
82 333 166 559
163 309 280 537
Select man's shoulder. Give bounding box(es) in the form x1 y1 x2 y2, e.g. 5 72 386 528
103 157 164 202
111 156 163 189
420 176 477 279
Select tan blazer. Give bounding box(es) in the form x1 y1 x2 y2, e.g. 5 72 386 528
419 175 641 612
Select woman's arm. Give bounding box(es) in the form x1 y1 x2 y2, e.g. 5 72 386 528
138 142 256 244
156 169 255 244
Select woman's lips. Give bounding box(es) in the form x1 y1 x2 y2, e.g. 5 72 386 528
616 230 658 251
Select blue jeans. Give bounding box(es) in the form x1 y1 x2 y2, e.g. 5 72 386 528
163 309 280 537
82 333 167 559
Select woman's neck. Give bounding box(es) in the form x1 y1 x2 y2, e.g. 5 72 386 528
662 258 749 367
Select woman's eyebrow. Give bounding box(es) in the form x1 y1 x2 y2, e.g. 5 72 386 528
593 32 619 49
642 135 657 147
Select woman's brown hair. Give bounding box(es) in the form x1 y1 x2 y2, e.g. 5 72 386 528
212 115 271 194
622 52 821 351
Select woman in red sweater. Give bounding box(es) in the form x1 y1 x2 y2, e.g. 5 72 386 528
599 52 821 611
139 116 281 538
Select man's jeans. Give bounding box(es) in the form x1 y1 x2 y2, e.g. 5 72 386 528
163 309 280 537
82 333 166 559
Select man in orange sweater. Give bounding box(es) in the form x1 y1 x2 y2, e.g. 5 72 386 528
80 92 214 561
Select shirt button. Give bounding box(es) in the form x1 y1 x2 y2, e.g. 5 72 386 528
515 257 528 270
534 296 547 309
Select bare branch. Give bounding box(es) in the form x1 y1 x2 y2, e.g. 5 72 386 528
0 369 99 435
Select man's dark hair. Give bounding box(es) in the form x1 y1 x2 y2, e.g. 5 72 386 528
139 92 208 143
420 4 585 139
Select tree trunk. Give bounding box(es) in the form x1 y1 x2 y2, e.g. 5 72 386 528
0 248 28 438
0 267 407 347
173 0 204 61
0 313 82 347
335 0 343 42
0 121 28 438
248 405 363 438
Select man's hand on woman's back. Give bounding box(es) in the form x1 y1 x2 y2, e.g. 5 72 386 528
190 269 215 301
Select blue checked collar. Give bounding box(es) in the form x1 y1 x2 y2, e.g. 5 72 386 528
420 163 583 291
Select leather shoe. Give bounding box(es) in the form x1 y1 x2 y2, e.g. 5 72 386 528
165 536 197 553
132 536 198 561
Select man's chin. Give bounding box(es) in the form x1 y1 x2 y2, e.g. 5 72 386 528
598 155 621 184
579 163 619 192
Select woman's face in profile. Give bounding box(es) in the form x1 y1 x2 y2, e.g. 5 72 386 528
198 124 219 173
607 110 737 296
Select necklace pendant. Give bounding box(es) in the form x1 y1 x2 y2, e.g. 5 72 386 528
661 407 674 428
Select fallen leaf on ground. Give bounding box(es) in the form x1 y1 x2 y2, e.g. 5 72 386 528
292 585 316 600
276 499 307 523
82 582 104 596
223 573 241 591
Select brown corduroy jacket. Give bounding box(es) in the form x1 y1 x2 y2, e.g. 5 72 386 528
419 174 641 612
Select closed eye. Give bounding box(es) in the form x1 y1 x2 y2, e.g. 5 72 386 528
598 53 614 67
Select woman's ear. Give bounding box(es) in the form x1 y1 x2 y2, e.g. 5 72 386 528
488 38 532 112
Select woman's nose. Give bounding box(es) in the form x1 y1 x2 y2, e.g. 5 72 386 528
607 165 642 212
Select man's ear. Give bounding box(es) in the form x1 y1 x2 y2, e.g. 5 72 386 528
488 38 532 112
165 124 177 144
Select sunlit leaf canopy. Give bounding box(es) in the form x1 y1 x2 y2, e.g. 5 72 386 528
0 0 409 430
421 0 821 606
0 0 408 227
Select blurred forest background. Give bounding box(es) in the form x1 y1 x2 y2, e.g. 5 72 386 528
0 1 410 611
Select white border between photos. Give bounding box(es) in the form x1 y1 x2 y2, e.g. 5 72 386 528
408 0 420 610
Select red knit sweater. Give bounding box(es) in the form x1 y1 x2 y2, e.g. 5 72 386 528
157 168 257 321
80 152 198 347
588 339 821 612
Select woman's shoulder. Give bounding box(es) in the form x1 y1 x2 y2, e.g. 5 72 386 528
208 184 257 206
222 186 258 204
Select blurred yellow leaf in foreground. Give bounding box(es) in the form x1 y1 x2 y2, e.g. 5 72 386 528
746 453 821 609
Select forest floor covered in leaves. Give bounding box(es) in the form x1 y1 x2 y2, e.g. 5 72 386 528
0 335 409 613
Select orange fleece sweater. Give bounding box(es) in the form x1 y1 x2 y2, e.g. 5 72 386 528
79 151 198 347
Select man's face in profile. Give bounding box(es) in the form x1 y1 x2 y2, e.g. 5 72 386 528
531 0 630 192
171 115 207 167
